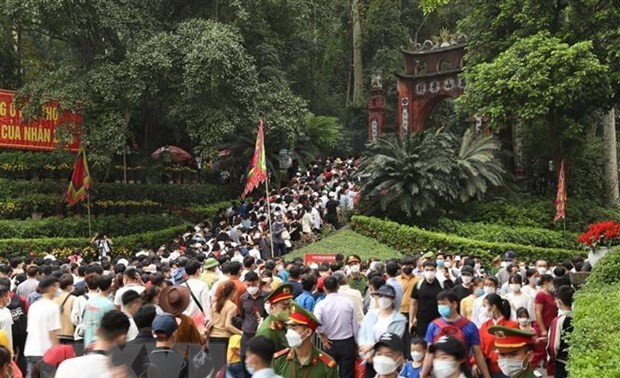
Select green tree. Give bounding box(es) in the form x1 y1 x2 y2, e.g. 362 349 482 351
358 129 504 217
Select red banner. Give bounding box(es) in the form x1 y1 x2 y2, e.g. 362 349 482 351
0 89 81 152
304 253 337 265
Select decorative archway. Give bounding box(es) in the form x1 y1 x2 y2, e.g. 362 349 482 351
395 31 467 136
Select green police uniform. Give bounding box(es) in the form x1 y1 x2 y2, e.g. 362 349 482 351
488 325 538 378
273 302 339 378
348 274 368 296
256 314 288 352
256 283 294 352
272 346 339 378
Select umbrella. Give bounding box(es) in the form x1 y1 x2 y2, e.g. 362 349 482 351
151 145 192 163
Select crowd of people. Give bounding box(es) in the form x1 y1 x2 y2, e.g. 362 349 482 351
0 158 584 378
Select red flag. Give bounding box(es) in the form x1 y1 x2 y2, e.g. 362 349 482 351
554 160 566 222
241 119 268 199
67 146 92 207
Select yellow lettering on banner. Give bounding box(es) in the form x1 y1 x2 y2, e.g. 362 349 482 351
44 106 59 121
0 102 6 116
9 103 17 118
0 125 21 140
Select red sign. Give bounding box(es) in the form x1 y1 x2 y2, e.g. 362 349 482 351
304 253 337 265
0 89 81 152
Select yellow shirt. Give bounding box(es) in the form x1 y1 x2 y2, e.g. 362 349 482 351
460 295 475 320
397 274 419 314
271 276 283 292
227 334 242 363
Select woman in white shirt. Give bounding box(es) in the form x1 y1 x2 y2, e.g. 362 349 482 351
504 274 535 321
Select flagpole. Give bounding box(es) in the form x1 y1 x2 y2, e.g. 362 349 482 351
86 190 92 237
265 175 275 259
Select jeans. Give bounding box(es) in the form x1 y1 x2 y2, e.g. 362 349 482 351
227 362 245 378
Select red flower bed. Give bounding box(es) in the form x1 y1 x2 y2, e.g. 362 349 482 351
577 220 620 248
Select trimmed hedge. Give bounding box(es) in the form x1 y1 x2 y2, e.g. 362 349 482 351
453 196 620 232
568 249 620 376
0 179 235 219
432 218 579 250
351 215 583 263
0 224 190 257
0 214 187 239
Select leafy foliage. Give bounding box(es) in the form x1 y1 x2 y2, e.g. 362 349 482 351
433 218 579 250
358 129 504 217
569 249 620 376
351 215 583 263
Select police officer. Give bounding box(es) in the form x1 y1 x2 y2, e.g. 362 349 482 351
488 325 538 378
273 302 338 378
256 283 294 352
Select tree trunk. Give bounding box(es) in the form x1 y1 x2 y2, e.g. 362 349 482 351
603 107 619 207
351 0 363 103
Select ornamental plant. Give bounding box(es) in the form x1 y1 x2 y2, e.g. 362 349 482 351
577 220 620 250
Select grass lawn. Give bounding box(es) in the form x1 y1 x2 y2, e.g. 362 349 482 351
286 230 402 261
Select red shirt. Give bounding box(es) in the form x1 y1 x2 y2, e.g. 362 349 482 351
479 317 519 373
535 290 557 330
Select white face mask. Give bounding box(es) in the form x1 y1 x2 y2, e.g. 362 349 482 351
537 267 547 275
378 297 393 309
432 359 459 378
285 329 306 348
423 271 436 281
444 261 452 268
247 286 259 296
483 286 496 295
474 263 481 271
518 318 530 327
461 275 473 285
509 284 521 292
350 264 360 273
372 355 398 375
411 351 424 362
264 302 271 315
498 356 528 377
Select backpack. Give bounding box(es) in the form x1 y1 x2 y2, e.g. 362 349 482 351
432 317 470 356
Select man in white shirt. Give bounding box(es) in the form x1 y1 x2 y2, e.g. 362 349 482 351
24 276 61 378
183 260 212 323
333 271 364 325
121 290 141 341
114 268 145 309
56 310 130 378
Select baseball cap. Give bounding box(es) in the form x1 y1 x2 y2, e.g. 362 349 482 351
460 266 474 275
503 251 517 261
371 285 396 298
152 313 178 338
429 336 466 360
373 333 405 352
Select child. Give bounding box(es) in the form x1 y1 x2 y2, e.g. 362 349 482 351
225 334 243 378
400 337 427 378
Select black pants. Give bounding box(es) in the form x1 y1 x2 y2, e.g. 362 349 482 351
325 337 357 378
273 243 287 257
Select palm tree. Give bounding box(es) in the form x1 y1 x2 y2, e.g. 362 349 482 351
456 128 505 202
358 129 459 217
358 128 505 218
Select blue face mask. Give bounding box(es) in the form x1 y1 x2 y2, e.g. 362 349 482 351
438 304 452 318
437 260 445 267
245 361 255 375
476 288 485 297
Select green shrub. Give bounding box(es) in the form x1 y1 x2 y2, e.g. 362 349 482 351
568 249 620 376
351 215 583 263
0 224 189 257
0 180 236 219
0 214 187 239
0 151 74 180
452 196 620 232
189 201 234 222
432 219 579 250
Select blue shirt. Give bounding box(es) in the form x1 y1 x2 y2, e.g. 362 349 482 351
400 362 422 378
424 316 480 357
295 290 316 312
